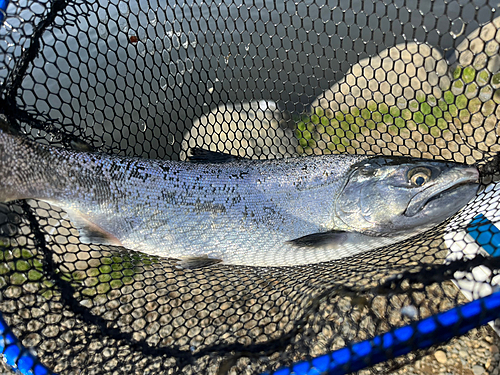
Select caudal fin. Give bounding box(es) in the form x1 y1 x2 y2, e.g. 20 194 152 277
0 129 52 202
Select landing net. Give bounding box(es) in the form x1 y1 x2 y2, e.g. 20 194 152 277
1 0 500 374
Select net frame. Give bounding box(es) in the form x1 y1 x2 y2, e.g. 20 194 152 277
0 0 499 374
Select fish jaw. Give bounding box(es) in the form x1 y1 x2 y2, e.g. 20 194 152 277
404 167 479 218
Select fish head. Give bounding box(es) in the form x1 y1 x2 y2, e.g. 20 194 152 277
334 157 479 235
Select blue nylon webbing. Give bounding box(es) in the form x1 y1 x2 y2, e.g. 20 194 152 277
0 310 56 375
0 0 8 23
467 214 500 257
265 289 500 375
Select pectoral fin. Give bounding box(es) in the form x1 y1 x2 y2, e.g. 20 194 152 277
175 256 223 269
287 230 348 249
65 209 123 247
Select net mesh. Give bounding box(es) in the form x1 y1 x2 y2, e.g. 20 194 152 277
0 0 500 374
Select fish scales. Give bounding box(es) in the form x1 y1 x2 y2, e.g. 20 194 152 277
0 130 479 267
0 130 368 265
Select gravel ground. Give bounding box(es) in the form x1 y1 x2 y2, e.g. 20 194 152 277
391 326 500 375
0 327 496 375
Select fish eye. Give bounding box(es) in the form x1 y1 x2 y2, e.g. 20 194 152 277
408 167 432 187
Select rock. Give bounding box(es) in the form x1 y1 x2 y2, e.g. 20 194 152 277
453 16 500 73
491 345 499 354
310 42 449 113
181 100 298 160
444 17 500 159
434 350 447 364
472 365 485 375
486 358 492 370
308 41 453 158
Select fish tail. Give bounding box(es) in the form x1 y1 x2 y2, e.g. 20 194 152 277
0 129 53 202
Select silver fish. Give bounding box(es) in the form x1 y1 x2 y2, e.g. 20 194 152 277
0 130 479 267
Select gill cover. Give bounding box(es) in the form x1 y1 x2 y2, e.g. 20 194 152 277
333 157 479 235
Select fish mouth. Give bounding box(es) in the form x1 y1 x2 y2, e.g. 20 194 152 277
404 168 479 217
424 182 471 205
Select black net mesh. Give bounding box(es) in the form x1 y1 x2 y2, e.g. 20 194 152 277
1 0 500 374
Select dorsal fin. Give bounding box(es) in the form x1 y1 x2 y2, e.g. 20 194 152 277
188 148 244 164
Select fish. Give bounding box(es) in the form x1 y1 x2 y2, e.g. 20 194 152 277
0 129 479 268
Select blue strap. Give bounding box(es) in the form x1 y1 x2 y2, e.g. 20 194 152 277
0 311 56 375
265 290 500 375
0 0 8 23
466 214 500 257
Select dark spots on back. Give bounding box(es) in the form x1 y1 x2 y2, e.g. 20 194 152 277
229 171 248 179
262 206 277 216
161 191 176 203
129 165 149 181
159 164 170 174
193 201 227 214
242 205 255 219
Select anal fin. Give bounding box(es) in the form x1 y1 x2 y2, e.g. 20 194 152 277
175 256 222 269
287 230 348 249
65 209 123 247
